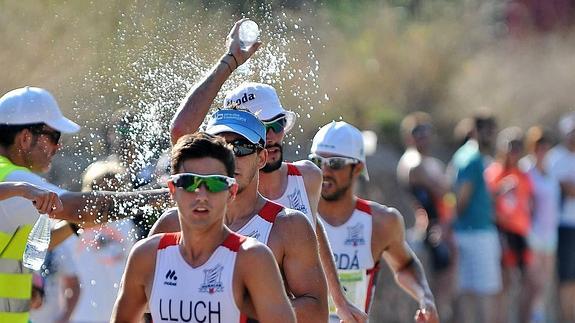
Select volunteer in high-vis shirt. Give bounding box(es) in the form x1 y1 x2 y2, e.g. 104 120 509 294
0 86 170 322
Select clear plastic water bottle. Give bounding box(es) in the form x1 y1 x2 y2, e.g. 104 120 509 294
239 19 259 50
22 214 51 271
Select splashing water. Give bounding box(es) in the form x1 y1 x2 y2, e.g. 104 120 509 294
69 4 327 240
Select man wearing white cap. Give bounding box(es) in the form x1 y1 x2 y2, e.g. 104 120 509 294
546 112 575 322
310 121 439 323
171 20 367 322
0 86 170 323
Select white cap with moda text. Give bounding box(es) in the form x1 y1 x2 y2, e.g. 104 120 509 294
0 86 80 133
223 82 296 132
311 121 369 180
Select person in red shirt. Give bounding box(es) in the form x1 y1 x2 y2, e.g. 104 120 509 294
485 126 535 323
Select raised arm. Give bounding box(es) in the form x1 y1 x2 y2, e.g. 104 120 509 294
170 19 261 144
111 238 157 323
297 160 367 323
238 241 296 322
278 210 328 323
374 205 438 323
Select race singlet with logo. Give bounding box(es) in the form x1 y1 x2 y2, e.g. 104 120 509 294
273 164 314 228
318 198 379 315
149 232 250 323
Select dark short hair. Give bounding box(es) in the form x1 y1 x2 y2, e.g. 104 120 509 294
0 123 45 147
171 132 235 177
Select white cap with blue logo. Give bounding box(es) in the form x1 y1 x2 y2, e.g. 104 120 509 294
206 109 266 146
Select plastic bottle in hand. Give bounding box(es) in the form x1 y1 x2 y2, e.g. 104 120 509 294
239 19 259 49
22 214 51 271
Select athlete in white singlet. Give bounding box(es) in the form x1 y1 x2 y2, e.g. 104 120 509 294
150 232 246 322
112 133 295 323
271 164 314 226
318 198 379 315
311 121 439 323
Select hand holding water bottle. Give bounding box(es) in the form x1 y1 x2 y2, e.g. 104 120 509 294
24 183 63 216
225 18 261 69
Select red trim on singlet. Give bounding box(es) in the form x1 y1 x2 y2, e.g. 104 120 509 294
240 313 248 323
364 261 380 312
158 232 180 249
355 198 372 215
258 201 284 223
222 232 248 252
286 163 302 176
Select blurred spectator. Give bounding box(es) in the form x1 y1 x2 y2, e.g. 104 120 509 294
520 126 560 323
29 243 80 323
449 114 501 323
546 112 575 323
63 160 136 323
485 127 534 323
397 111 455 322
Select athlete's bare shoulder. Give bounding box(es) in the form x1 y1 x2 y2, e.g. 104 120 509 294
127 234 163 276
149 207 180 236
273 207 316 239
362 200 405 236
290 159 322 183
361 199 407 255
236 236 276 261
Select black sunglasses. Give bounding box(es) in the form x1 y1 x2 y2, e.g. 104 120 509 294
228 139 261 157
30 127 61 145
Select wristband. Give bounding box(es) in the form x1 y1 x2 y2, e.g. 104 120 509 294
227 53 239 68
220 59 234 73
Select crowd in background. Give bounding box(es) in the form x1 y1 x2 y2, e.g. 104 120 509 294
398 110 575 323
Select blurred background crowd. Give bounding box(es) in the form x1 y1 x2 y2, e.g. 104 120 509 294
4 0 575 322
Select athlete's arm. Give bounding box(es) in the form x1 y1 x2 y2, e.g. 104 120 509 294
237 240 296 322
297 160 368 322
372 204 438 323
111 237 158 323
170 19 261 144
148 207 180 236
276 209 328 323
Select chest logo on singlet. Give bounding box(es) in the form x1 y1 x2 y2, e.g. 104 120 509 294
245 229 261 240
164 269 178 286
199 264 224 294
287 189 309 214
345 223 366 247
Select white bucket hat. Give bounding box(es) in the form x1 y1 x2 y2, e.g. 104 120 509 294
311 121 369 180
0 86 80 133
223 82 296 132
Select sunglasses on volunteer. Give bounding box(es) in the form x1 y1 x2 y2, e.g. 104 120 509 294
170 173 236 193
308 154 359 170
